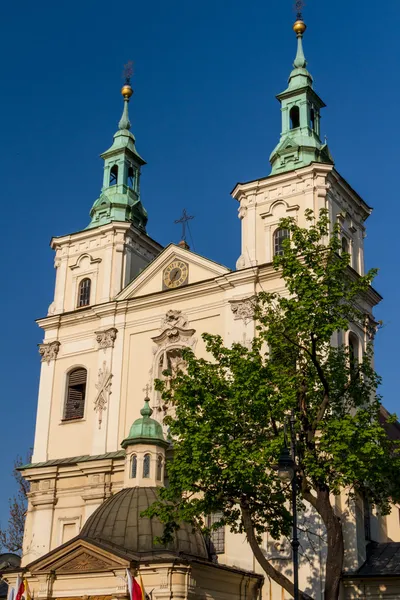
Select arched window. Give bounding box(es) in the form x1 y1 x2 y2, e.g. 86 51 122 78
128 166 136 189
143 454 151 478
64 368 87 421
273 228 290 257
131 455 137 479
310 108 315 130
156 455 163 481
349 332 360 377
290 106 300 129
109 165 118 186
77 278 91 307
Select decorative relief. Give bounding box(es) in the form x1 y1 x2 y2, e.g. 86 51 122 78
95 327 118 351
57 551 110 573
69 253 102 271
151 310 196 350
149 310 197 420
238 206 247 220
94 362 112 429
38 341 60 364
230 297 257 325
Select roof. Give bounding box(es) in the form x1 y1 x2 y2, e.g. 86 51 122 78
350 543 400 578
19 450 125 470
0 554 20 599
80 487 210 561
121 399 168 449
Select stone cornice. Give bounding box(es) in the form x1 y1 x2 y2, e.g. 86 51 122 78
51 221 163 254
36 265 262 330
231 162 334 199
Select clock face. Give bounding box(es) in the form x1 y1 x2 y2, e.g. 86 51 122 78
163 260 189 290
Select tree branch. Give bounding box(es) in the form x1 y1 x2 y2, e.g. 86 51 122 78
240 503 314 600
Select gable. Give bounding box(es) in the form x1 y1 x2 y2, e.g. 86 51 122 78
117 244 230 300
27 538 131 575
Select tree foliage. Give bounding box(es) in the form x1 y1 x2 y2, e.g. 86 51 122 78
0 454 30 554
145 210 400 600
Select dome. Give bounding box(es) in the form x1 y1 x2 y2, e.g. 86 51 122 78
80 487 209 560
121 398 168 448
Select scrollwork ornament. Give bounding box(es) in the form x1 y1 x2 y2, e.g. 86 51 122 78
230 297 257 325
94 361 112 429
95 327 118 351
38 341 61 364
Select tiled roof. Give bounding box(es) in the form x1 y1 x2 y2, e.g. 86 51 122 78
355 543 400 577
19 450 125 470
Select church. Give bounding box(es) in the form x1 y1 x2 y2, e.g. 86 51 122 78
3 13 400 600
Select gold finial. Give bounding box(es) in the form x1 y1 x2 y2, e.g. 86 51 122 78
121 60 134 99
293 20 306 35
293 1 306 35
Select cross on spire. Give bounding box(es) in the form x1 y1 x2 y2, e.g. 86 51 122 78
174 209 194 242
294 0 305 21
123 60 134 84
143 384 151 398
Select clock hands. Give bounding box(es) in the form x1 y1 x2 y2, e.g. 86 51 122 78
170 268 181 282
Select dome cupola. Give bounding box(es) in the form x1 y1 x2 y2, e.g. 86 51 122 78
121 396 169 488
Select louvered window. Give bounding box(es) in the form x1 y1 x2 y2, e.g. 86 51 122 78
77 278 91 307
64 368 87 421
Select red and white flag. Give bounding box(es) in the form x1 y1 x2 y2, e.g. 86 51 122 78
126 569 145 600
14 577 24 600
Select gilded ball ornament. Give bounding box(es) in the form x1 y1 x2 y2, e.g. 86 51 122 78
121 84 133 98
293 20 307 35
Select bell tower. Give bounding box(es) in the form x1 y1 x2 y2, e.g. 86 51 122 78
48 73 162 315
233 14 370 275
269 18 333 175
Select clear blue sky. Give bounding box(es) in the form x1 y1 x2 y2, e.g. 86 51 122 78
0 0 399 525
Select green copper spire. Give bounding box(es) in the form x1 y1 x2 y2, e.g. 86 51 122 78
121 396 169 449
269 18 333 175
87 75 148 231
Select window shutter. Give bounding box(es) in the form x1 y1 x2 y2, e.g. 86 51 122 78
64 368 87 421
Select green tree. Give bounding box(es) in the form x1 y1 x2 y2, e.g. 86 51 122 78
145 210 400 600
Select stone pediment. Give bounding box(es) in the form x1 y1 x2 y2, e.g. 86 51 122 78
117 243 230 301
28 538 130 575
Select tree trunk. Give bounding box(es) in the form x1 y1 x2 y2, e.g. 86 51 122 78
240 503 314 600
315 488 344 600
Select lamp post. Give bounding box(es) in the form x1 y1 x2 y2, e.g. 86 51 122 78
276 412 299 600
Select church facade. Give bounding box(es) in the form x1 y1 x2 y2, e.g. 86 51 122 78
5 15 400 600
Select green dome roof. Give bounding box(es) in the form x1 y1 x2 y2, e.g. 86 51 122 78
121 398 168 449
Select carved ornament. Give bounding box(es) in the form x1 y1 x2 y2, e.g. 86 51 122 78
57 551 110 573
94 362 112 429
38 341 60 364
230 297 257 325
152 310 196 349
95 327 118 351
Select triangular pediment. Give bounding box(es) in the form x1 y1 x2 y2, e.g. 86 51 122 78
117 244 230 300
27 538 131 575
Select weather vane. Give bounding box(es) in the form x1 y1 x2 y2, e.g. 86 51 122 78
294 0 305 20
123 60 134 84
174 208 194 242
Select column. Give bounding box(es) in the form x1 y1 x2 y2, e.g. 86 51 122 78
32 342 60 463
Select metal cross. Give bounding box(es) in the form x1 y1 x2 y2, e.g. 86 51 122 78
143 384 151 397
174 208 194 242
294 0 305 20
123 60 134 84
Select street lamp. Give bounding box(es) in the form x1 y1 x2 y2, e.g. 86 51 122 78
276 413 299 600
